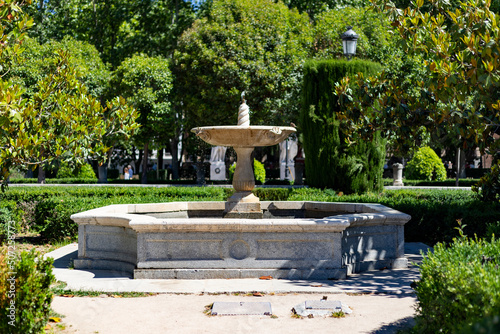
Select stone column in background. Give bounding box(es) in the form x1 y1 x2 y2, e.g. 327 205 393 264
392 163 404 186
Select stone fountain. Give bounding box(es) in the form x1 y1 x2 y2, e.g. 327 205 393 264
71 97 411 280
191 94 295 219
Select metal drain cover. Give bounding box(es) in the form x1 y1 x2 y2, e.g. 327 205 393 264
211 302 272 316
305 300 342 310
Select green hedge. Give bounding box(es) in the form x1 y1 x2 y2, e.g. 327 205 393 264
0 186 498 244
301 59 385 194
415 234 500 333
383 178 481 187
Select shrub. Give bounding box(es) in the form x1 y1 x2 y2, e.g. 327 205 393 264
0 249 55 333
473 157 500 202
406 146 447 181
56 161 97 179
414 233 500 333
228 159 265 184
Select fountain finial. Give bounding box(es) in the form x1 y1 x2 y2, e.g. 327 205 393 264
237 91 250 127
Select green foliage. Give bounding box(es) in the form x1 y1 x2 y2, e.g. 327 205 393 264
473 158 500 203
0 49 139 185
26 0 196 68
406 146 447 181
335 0 500 158
229 159 265 184
0 249 55 333
110 54 173 146
414 234 500 333
56 161 97 179
301 59 385 193
459 315 500 334
9 37 110 99
174 0 313 128
2 186 498 244
253 160 266 185
311 6 396 63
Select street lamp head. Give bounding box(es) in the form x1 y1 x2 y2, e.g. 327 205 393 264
341 26 359 60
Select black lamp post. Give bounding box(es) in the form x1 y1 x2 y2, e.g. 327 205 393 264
341 26 359 60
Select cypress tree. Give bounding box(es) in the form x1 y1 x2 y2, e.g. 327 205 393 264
301 59 385 193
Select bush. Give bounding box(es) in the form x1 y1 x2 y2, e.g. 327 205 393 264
56 161 97 179
406 146 447 181
228 159 266 184
301 59 385 194
0 249 55 333
473 157 500 202
414 233 500 333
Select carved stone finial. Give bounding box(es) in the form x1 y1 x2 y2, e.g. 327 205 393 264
238 92 250 127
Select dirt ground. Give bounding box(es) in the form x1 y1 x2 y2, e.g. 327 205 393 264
51 292 416 334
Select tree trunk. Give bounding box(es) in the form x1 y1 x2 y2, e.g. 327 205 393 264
170 138 180 180
98 165 107 183
157 148 163 180
196 161 206 185
455 147 467 186
37 165 46 184
142 142 149 184
136 148 143 177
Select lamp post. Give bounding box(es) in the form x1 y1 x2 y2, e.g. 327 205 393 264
341 26 358 60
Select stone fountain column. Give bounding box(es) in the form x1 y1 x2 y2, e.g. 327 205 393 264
224 98 262 218
191 94 295 219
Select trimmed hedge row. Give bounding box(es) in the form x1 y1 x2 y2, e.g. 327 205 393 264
0 186 498 244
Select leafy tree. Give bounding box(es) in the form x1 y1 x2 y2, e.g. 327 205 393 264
26 0 137 68
2 50 139 184
120 0 196 59
8 37 110 99
174 0 313 131
282 0 371 21
334 0 500 185
110 54 174 183
311 6 396 63
26 0 197 69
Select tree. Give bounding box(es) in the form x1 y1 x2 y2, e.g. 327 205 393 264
283 0 371 21
1 50 139 184
26 0 137 68
110 54 174 184
334 0 500 184
8 37 110 99
173 0 314 131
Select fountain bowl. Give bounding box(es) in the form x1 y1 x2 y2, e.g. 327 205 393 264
191 125 296 147
71 200 410 280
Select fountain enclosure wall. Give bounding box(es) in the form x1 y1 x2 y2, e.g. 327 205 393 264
71 201 410 279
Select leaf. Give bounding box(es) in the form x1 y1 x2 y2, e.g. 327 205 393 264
49 317 62 323
259 275 273 280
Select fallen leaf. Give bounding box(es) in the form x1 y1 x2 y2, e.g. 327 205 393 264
44 324 52 330
259 275 273 280
111 295 123 298
49 317 61 323
310 284 323 287
252 292 264 297
62 294 74 298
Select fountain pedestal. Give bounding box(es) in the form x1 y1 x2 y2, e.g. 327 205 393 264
225 146 262 218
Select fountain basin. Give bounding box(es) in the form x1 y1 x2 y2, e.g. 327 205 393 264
71 201 410 280
191 126 296 147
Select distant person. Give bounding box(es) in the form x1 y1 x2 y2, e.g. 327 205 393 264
128 165 133 179
124 167 130 180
